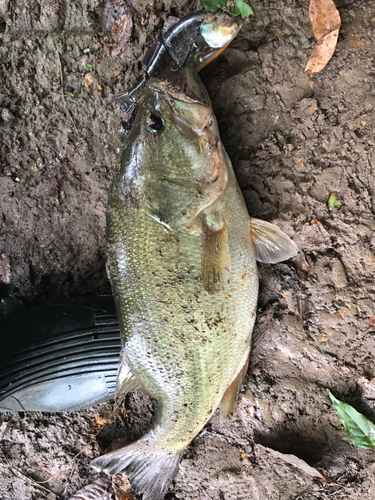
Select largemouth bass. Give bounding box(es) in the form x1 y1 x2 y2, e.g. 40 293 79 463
91 11 297 500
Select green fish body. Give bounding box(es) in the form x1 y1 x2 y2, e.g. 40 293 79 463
109 83 258 445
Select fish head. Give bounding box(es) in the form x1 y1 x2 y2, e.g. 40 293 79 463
120 83 227 225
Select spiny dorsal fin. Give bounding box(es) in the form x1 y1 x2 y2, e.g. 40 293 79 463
220 355 249 420
201 219 231 294
250 217 298 264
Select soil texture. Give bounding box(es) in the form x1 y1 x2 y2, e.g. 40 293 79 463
1 0 375 499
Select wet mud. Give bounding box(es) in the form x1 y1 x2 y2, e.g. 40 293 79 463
1 0 375 498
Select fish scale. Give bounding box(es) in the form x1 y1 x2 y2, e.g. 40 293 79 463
107 127 257 449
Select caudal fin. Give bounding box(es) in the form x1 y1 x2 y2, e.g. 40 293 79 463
90 443 180 500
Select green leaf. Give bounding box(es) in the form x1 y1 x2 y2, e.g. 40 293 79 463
203 0 253 17
85 63 96 74
203 0 226 10
328 390 375 449
327 192 341 211
83 48 90 54
230 0 254 17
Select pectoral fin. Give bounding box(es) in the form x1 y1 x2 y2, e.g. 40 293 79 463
202 219 231 294
250 218 298 264
220 354 249 420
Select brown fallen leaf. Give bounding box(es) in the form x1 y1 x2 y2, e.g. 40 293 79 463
304 0 341 76
85 72 94 87
92 413 116 434
349 37 364 49
305 101 318 115
368 316 375 329
111 14 133 45
318 470 336 484
112 474 136 500
99 14 133 61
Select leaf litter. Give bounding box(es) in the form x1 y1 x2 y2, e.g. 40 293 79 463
305 0 341 76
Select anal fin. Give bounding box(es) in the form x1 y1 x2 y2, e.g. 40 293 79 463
201 219 231 294
220 354 249 420
115 349 144 401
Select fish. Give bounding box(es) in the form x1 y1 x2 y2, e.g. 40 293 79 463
90 10 298 500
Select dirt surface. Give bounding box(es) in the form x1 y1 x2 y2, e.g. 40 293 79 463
1 0 375 498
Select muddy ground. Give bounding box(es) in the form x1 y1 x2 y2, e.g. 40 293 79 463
1 0 375 498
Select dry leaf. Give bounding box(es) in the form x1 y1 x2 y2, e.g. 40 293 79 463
85 72 94 87
305 101 318 115
304 0 341 76
92 413 116 434
111 14 133 45
112 474 136 500
368 317 375 329
349 37 364 49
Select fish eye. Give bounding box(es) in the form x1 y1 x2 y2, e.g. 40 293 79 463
195 52 205 65
146 113 165 133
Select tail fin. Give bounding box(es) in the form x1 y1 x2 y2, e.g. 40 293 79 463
90 443 180 500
